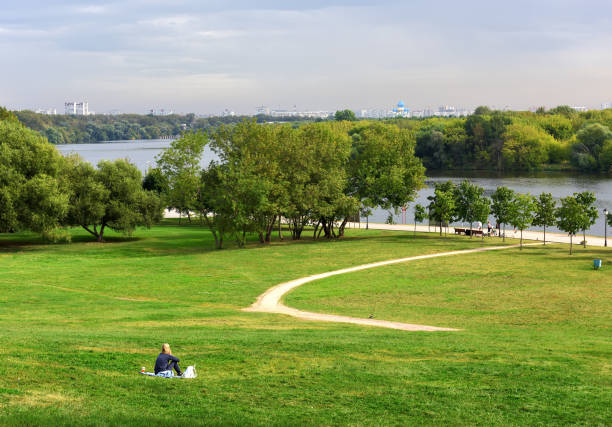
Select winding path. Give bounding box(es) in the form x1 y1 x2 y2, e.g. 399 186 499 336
243 244 534 331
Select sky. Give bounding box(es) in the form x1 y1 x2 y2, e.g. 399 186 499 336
1 0 611 114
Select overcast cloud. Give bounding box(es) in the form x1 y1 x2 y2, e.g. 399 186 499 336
1 0 611 114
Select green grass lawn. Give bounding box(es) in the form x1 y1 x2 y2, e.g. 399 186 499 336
0 221 610 425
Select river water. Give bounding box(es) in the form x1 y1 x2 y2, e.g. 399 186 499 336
56 139 612 236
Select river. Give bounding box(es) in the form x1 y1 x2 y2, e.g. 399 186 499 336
56 139 612 237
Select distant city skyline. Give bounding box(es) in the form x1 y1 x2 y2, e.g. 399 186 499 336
2 1 611 114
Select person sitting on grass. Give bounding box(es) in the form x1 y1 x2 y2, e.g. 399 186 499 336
155 343 183 377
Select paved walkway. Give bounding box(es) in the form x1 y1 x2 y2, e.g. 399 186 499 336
345 222 610 247
244 244 535 331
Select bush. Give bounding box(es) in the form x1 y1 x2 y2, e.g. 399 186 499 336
41 228 72 244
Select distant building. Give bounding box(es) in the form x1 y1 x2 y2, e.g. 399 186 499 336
601 103 611 110
572 106 588 112
65 101 90 115
148 108 174 116
269 109 331 119
255 106 270 115
391 100 410 117
35 108 57 115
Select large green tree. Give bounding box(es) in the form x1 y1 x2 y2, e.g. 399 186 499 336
502 123 551 170
571 123 612 171
211 120 287 245
65 158 163 242
156 131 208 222
334 110 357 121
347 122 425 231
0 114 69 234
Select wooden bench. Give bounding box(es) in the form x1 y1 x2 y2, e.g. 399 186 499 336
454 227 484 236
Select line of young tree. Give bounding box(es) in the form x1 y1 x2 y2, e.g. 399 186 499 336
413 180 601 254
0 108 163 242
146 119 426 249
402 106 612 173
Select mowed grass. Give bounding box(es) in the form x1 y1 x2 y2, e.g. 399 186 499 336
0 221 609 425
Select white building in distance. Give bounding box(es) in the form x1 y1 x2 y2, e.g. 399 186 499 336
148 108 174 116
269 109 331 119
65 102 91 115
35 108 57 115
255 106 271 115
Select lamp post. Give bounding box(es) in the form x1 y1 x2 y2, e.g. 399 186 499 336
604 208 608 247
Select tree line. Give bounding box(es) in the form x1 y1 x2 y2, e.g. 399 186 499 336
13 110 323 145
13 106 612 174
415 180 601 254
405 106 612 173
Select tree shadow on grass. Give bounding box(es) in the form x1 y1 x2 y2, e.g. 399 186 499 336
0 226 514 259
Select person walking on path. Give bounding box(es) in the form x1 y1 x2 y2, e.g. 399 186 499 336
487 221 492 236
154 343 183 377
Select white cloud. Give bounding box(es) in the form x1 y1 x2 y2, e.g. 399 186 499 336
74 5 109 15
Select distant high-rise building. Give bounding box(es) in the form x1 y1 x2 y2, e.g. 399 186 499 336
65 101 90 115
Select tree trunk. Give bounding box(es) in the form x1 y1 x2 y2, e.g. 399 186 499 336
82 225 100 241
313 221 320 239
543 226 546 246
97 224 105 243
470 222 473 239
203 215 220 249
502 223 505 242
338 217 348 237
570 234 573 255
520 229 523 250
264 215 276 243
278 215 283 241
187 211 192 223
439 221 442 236
583 229 586 248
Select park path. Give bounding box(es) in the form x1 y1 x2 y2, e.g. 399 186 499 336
344 222 609 247
244 243 534 331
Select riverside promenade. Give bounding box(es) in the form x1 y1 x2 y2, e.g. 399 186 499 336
346 222 610 247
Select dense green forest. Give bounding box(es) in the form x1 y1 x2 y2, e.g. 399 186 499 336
11 106 612 173
13 110 316 145
389 106 612 173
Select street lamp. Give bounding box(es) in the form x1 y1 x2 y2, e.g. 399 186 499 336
604 208 608 247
